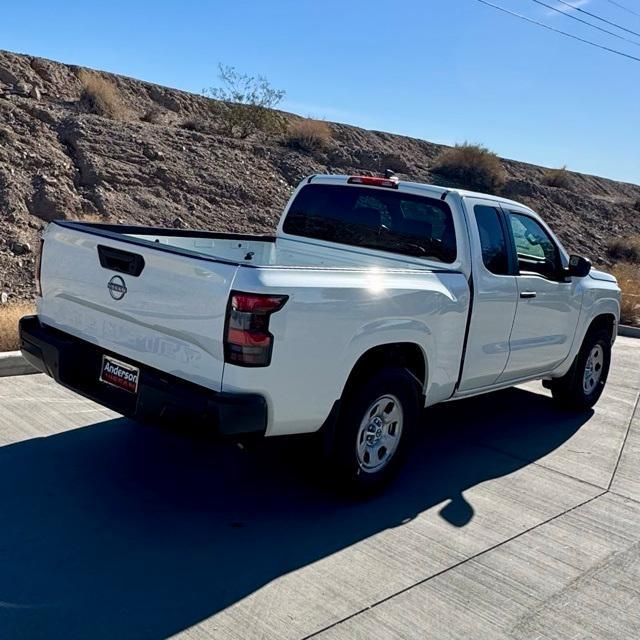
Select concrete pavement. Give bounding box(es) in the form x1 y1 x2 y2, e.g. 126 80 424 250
0 337 638 639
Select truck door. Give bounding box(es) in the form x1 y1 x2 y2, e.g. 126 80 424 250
496 207 582 382
458 198 519 391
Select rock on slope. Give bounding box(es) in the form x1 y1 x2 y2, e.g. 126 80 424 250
1 49 639 302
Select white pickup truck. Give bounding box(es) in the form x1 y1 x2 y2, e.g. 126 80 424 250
20 173 620 491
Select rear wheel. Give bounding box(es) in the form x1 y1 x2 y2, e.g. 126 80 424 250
549 328 611 410
331 367 420 494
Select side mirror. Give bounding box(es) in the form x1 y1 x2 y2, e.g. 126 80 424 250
568 254 591 278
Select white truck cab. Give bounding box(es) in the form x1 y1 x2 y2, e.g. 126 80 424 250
20 174 620 492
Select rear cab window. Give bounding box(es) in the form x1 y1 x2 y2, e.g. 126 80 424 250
473 205 510 275
282 183 457 263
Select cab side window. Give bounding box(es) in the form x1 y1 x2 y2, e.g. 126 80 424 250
474 205 510 275
508 212 561 280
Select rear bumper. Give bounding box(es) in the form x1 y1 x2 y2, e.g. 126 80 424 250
19 315 267 437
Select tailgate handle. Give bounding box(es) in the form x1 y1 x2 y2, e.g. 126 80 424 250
97 245 145 277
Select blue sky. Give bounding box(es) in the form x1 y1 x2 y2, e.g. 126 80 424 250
1 0 639 184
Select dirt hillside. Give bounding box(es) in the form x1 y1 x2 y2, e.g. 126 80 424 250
1 49 639 303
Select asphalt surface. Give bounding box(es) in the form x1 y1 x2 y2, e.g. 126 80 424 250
0 337 638 639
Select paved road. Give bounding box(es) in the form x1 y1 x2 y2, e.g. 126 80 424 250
0 338 639 639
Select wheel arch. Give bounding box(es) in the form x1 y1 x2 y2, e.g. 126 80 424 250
341 342 428 401
586 312 617 340
549 310 618 382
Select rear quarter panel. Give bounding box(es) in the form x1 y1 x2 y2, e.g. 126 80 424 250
223 266 470 436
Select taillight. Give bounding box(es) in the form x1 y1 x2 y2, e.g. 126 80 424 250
347 175 399 189
224 292 288 367
35 238 44 297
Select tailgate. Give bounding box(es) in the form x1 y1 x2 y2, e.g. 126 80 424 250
37 222 240 392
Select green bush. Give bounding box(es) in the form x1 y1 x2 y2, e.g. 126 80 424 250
432 143 506 193
203 64 285 138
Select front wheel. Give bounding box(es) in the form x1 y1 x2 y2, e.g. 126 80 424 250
549 328 612 411
331 367 420 494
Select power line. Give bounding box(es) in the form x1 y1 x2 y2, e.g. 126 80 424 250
472 0 640 63
605 0 640 18
527 0 640 47
552 0 640 38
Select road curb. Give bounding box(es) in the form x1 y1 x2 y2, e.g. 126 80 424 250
619 325 640 339
0 351 38 377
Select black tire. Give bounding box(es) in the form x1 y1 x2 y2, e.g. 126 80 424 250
549 328 612 411
331 367 420 494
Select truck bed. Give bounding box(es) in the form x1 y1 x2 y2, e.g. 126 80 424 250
68 221 454 272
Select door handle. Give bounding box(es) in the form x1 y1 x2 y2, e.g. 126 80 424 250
520 291 537 299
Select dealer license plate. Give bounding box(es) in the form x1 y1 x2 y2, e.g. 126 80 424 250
100 355 140 393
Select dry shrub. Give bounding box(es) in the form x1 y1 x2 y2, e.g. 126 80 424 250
611 262 640 326
285 118 332 152
180 118 209 132
432 143 506 193
542 165 572 189
0 126 15 145
77 69 129 120
0 302 36 352
75 213 104 223
634 199 640 212
141 106 165 124
607 236 640 264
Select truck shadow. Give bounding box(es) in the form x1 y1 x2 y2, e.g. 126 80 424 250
0 386 591 639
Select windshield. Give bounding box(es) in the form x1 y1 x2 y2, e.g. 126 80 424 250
282 184 457 263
